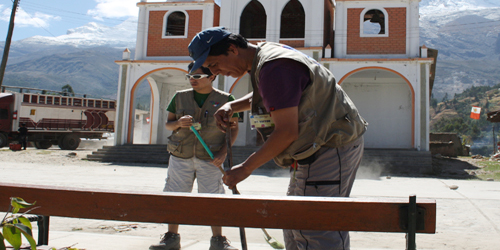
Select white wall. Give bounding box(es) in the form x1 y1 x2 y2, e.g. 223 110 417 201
342 78 413 148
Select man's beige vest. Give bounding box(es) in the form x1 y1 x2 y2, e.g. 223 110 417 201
167 89 230 160
251 42 368 167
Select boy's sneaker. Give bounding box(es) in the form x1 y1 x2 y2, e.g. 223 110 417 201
209 236 238 250
149 232 181 250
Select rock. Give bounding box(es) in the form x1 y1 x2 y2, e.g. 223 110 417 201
486 178 494 181
67 152 77 157
449 185 459 190
386 176 391 179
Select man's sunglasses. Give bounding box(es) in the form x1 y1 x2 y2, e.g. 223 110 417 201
186 74 210 80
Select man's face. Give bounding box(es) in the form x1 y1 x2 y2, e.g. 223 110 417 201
203 44 247 78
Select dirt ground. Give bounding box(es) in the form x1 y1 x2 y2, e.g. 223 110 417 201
0 144 490 181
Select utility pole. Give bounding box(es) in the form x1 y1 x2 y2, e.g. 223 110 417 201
0 0 20 90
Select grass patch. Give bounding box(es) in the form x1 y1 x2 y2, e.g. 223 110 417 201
472 159 500 181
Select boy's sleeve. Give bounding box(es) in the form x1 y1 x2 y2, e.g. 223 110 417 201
166 94 177 113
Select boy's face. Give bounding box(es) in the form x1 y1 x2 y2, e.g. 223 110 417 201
188 68 214 93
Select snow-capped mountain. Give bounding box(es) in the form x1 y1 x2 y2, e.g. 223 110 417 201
420 0 500 13
17 17 138 49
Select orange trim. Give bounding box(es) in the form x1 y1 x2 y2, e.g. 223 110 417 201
127 67 189 144
338 66 415 148
147 79 154 144
228 74 247 94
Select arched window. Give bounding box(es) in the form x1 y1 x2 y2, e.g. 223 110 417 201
280 0 305 39
240 0 266 39
361 9 388 37
165 11 186 37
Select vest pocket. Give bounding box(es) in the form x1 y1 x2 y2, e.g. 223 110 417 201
167 140 181 154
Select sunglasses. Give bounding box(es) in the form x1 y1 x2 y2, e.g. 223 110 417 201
186 74 210 80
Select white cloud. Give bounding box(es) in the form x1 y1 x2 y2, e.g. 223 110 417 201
87 0 138 19
0 7 60 28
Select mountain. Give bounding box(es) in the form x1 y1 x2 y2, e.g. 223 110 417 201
2 47 126 99
419 0 500 100
0 17 138 99
1 1 499 100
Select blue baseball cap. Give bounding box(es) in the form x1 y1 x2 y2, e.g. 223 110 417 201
188 27 231 73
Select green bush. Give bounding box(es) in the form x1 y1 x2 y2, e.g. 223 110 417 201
0 197 37 250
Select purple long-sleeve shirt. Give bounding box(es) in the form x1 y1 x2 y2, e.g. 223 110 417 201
258 58 311 112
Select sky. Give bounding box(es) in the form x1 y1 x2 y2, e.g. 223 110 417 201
0 0 139 41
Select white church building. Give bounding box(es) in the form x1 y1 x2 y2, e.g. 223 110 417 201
114 0 435 160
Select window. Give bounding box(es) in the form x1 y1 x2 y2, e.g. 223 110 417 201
0 109 8 119
280 0 305 39
361 8 388 37
240 1 267 39
73 99 82 106
165 11 186 37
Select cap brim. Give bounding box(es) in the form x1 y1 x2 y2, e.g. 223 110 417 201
190 49 209 74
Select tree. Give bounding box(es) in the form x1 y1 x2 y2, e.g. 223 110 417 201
441 93 448 102
62 84 75 97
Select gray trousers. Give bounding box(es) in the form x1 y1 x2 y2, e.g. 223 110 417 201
284 136 364 250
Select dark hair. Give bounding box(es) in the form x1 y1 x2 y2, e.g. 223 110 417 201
188 62 212 76
208 33 248 56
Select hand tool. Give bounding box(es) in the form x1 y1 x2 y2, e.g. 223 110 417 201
190 125 248 250
225 121 248 250
190 124 284 249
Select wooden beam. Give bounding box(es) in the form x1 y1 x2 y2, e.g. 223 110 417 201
0 183 436 233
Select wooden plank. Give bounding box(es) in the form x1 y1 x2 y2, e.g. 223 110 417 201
0 183 436 233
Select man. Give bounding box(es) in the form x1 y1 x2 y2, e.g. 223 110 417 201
149 62 239 250
188 27 368 250
18 123 28 150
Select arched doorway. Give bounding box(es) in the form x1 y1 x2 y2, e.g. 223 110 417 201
340 68 414 148
128 68 190 144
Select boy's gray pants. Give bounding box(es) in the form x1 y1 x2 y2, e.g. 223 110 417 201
284 136 364 250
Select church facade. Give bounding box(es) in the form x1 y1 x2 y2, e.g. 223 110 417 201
114 0 434 152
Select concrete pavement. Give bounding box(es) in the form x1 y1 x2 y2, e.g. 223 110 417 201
1 148 499 249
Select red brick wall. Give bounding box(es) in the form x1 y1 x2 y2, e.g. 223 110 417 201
346 8 406 55
147 10 203 57
279 40 305 48
213 4 220 27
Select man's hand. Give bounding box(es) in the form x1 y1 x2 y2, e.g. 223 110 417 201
214 103 234 132
177 115 193 128
222 164 253 189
